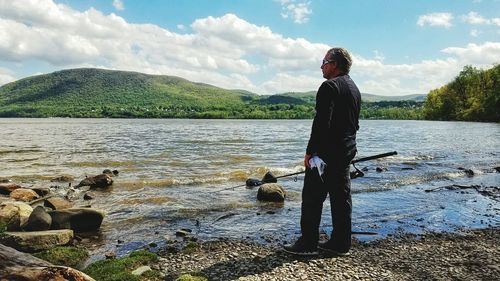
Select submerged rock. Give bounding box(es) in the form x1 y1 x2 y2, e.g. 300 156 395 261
0 181 21 195
23 206 52 231
1 229 74 252
50 175 75 182
102 169 119 176
0 202 33 231
75 174 113 189
257 183 286 202
49 208 105 232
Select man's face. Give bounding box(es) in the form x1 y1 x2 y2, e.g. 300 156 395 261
321 53 335 79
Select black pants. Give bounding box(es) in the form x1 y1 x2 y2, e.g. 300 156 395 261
300 156 353 252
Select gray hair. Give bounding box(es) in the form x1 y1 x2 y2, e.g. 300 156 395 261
326 47 352 74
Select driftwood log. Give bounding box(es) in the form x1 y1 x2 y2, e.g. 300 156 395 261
0 243 95 281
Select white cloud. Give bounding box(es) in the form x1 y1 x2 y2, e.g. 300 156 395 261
0 68 15 85
461 11 500 27
462 11 489 24
113 0 124 11
278 0 312 24
417 13 453 28
470 29 480 37
0 0 498 96
353 42 500 95
441 42 500 66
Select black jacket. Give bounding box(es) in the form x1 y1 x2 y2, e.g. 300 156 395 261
306 75 361 162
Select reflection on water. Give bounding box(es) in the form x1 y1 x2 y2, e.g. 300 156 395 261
1 118 499 258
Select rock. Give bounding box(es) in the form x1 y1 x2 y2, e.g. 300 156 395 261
83 192 95 200
176 230 191 237
0 243 95 281
10 188 40 202
49 208 105 232
495 166 500 172
105 251 116 259
50 175 75 182
30 186 50 196
262 171 278 183
0 202 33 231
45 197 73 210
76 174 113 188
376 167 388 172
257 183 286 202
23 206 52 231
131 265 151 276
1 229 74 252
102 169 119 176
0 181 21 195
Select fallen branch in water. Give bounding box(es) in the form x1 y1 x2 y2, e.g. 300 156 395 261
425 184 499 201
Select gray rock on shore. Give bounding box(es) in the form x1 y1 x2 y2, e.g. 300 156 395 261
0 202 33 231
257 183 286 202
0 229 74 252
22 206 52 231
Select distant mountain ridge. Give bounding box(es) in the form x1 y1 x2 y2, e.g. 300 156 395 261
0 68 426 119
277 91 426 102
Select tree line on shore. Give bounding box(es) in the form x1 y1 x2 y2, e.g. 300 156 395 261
424 64 499 122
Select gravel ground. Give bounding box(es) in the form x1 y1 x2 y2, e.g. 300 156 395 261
157 228 499 281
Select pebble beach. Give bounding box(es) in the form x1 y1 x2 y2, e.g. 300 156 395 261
157 228 499 281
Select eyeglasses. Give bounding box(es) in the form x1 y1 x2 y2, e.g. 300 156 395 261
322 59 333 66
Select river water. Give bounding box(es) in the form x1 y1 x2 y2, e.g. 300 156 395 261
1 118 499 259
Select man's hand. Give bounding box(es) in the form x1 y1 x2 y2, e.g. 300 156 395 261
304 154 312 168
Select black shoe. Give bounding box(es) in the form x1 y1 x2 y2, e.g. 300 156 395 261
283 238 318 256
318 241 350 256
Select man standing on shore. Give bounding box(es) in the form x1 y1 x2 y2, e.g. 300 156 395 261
284 47 361 256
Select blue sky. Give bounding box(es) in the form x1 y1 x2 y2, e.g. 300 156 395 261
0 0 499 96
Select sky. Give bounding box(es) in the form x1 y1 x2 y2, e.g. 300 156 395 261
0 0 499 96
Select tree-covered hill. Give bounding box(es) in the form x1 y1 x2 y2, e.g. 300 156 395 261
0 68 257 116
0 67 424 119
424 64 499 122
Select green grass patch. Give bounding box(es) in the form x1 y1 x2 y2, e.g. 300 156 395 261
84 250 162 281
182 241 200 254
175 273 208 281
32 246 89 268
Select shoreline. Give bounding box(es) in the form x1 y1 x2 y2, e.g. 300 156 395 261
156 227 499 281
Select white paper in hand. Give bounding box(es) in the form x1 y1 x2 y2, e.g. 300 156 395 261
309 156 327 182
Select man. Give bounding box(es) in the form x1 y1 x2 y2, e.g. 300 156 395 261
284 47 361 256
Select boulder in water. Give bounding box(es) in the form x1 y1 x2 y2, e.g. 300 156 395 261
257 183 286 202
76 174 113 189
23 206 52 231
45 197 73 210
49 208 105 232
